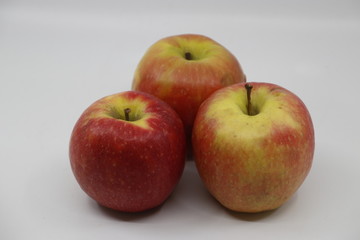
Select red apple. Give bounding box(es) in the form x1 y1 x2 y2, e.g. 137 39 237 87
132 34 246 142
192 82 315 212
69 91 186 212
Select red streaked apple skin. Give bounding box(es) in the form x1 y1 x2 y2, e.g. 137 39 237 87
132 34 246 140
69 91 186 212
192 82 315 213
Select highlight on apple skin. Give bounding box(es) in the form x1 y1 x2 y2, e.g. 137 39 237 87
132 34 246 142
192 82 315 213
69 91 186 212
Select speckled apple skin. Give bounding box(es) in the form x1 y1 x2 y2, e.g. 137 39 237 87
192 82 315 213
132 34 246 140
69 91 186 212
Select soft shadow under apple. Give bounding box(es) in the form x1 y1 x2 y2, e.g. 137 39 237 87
90 199 163 222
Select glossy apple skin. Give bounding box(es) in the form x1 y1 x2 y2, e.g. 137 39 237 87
69 91 186 212
132 34 246 140
192 82 315 213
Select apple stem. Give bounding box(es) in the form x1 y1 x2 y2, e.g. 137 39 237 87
245 83 254 116
185 52 192 60
124 108 131 121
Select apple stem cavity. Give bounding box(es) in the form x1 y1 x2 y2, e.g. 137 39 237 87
124 108 131 121
245 83 255 116
184 52 193 61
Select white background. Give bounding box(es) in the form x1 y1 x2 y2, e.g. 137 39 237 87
1 0 360 239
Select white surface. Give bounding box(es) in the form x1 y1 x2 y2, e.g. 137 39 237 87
1 1 360 239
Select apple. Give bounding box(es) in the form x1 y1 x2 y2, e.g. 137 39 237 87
69 91 186 212
132 34 246 143
192 82 315 212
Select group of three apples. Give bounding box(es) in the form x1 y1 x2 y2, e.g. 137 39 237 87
69 34 315 213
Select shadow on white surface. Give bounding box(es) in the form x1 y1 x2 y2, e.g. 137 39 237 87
94 201 163 222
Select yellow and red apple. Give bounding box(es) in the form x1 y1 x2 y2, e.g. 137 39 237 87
192 82 315 212
132 34 246 143
69 91 186 212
